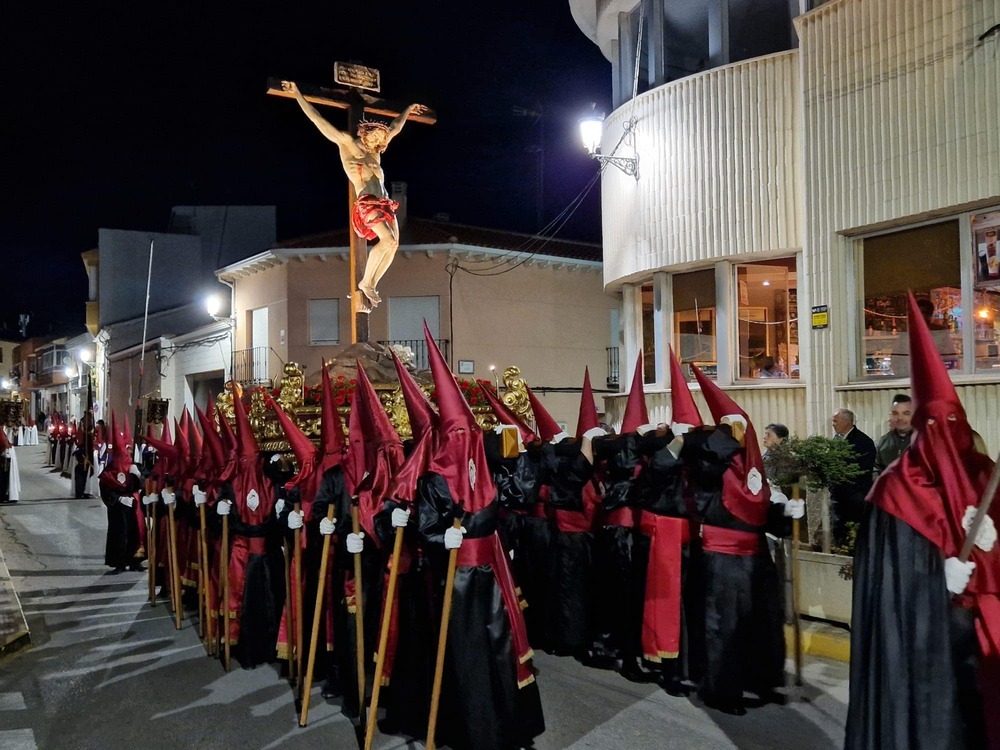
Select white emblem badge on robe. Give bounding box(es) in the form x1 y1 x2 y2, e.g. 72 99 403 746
468 459 477 489
117 472 126 485
247 488 260 512
747 467 763 496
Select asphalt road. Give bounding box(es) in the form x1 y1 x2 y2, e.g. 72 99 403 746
0 443 848 749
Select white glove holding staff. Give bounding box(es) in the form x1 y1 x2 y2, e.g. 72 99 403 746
161 489 176 506
444 526 467 550
944 557 975 595
216 500 231 517
288 510 304 530
142 493 158 507
346 532 365 554
391 508 410 528
319 517 336 536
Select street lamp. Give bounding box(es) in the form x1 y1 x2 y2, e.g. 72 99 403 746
578 108 639 179
206 294 223 318
79 348 93 363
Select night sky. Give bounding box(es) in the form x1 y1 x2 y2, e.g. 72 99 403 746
4 1 611 337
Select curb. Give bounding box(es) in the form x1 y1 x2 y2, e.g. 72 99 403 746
784 623 850 663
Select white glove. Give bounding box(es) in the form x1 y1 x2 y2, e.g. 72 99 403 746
346 532 365 554
671 423 694 437
275 498 286 516
784 499 805 519
270 453 281 463
193 489 207 507
444 526 467 550
141 493 158 507
161 489 176 506
288 510 304 530
119 495 134 508
635 423 658 436
667 435 684 460
3 448 11 458
962 506 997 552
391 508 410 528
319 517 336 536
582 427 606 440
216 500 231 517
944 557 975 595
770 491 789 505
129 464 142 478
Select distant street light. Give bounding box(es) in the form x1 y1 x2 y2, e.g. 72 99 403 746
79 348 93 363
206 295 223 318
64 366 78 379
578 107 639 179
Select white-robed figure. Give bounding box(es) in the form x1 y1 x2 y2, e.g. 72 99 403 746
0 428 20 503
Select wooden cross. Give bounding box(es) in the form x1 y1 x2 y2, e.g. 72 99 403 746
267 74 436 345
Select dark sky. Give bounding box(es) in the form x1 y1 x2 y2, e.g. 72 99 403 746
3 1 611 337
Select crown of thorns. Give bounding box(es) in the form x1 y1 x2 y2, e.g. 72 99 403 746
357 120 390 136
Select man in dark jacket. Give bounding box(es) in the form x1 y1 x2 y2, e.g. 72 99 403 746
873 394 913 477
829 408 876 544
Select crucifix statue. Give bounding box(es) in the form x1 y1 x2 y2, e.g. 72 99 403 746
268 68 434 344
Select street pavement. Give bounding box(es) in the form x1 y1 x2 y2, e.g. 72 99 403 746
0 443 848 749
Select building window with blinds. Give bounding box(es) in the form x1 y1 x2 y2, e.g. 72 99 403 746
308 299 340 345
734 258 799 380
861 221 962 379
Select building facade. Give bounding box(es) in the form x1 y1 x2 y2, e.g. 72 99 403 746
571 0 1000 451
218 211 618 432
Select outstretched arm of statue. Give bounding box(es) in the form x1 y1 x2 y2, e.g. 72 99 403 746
281 80 355 150
386 103 427 143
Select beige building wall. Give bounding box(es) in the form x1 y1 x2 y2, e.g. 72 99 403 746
228 249 615 435
230 262 289 379
797 0 1000 452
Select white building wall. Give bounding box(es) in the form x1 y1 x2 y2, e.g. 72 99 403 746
797 0 1000 448
601 50 803 286
159 325 232 419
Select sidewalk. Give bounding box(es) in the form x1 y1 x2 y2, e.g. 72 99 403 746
0 443 75 656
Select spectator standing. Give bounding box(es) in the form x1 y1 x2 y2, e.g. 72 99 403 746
873 394 913 478
829 409 876 545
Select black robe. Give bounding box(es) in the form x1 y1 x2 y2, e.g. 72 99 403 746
540 442 595 655
312 467 384 717
486 434 552 648
418 473 545 750
845 502 987 750
101 473 142 569
684 428 786 708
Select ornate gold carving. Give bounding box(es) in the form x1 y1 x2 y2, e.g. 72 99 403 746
500 366 532 423
277 362 304 412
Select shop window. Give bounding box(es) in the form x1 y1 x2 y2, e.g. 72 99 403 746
308 299 340 345
861 221 961 378
735 258 799 380
672 269 716 380
973 210 1000 373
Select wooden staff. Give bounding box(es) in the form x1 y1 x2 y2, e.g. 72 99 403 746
167 496 183 630
199 501 215 656
300 505 335 727
283 532 295 683
198 502 210 644
294 501 304 687
222 505 231 672
351 504 366 727
426 518 463 750
364 521 406 750
148 495 158 607
790 484 803 687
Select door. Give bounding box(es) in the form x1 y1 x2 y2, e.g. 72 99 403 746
250 307 269 383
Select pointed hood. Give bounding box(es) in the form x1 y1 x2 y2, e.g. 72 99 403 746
691 364 770 526
668 345 703 432
143 419 179 462
575 368 600 440
527 386 568 443
319 361 347 470
100 413 135 492
870 293 1000 606
189 411 204 468
232 392 258 460
481 383 536 445
196 404 224 478
391 351 437 442
620 352 650 434
266 393 319 491
424 320 495 511
349 361 405 540
175 413 191 477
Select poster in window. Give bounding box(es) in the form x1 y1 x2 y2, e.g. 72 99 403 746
973 211 1000 290
788 288 798 345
